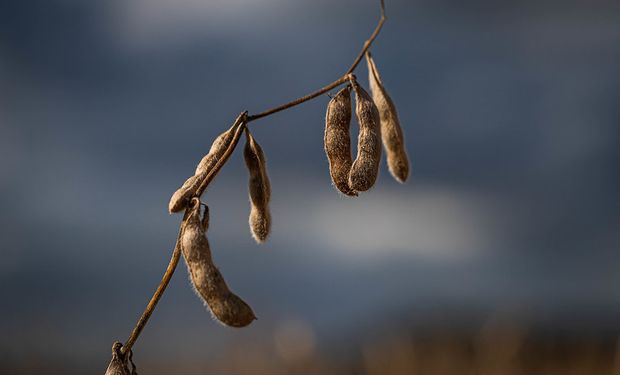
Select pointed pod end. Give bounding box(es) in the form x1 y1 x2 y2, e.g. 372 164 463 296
388 155 410 184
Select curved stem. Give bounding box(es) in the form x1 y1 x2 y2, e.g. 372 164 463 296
346 0 386 75
247 0 386 123
120 213 188 356
118 0 387 356
246 76 350 122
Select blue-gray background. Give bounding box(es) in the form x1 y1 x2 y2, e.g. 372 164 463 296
1 0 619 373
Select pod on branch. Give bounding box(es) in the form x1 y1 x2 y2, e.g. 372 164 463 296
180 198 256 327
348 78 382 192
244 129 272 243
168 120 243 213
324 86 357 196
366 52 409 183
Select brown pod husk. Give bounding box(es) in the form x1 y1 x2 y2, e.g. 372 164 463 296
181 199 256 327
168 122 240 214
366 52 410 183
168 174 199 214
104 342 131 375
243 129 272 243
348 80 382 192
324 86 357 196
194 125 237 175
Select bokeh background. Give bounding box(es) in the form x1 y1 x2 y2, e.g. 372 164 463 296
1 0 620 374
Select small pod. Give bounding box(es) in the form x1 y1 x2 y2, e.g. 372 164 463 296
103 342 131 375
348 80 382 192
168 122 240 214
366 52 410 183
324 86 357 196
243 129 272 243
181 199 256 327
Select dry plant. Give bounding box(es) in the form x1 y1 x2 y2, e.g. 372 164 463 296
103 1 410 373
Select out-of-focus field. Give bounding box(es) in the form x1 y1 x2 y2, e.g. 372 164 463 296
6 322 620 375
114 331 620 375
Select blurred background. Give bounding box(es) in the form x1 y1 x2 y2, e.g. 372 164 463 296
1 0 620 374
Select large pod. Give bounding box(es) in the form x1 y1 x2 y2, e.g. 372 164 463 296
324 86 357 196
168 122 239 213
348 80 382 192
243 129 272 243
180 199 256 327
366 52 410 183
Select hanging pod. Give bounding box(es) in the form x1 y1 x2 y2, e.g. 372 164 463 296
348 79 382 192
244 129 272 243
366 52 410 183
180 198 256 327
324 85 357 196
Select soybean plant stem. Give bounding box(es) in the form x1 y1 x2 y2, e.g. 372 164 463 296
247 0 386 122
120 216 187 356
120 0 387 355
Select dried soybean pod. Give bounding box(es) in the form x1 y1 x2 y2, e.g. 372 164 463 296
168 121 241 214
104 342 131 375
168 174 199 214
348 79 382 192
194 122 238 175
366 52 410 183
324 86 357 197
243 129 272 243
181 198 256 327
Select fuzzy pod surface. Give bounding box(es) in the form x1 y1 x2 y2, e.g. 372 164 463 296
324 86 357 196
104 342 131 375
181 199 256 327
367 52 409 183
243 129 272 243
194 125 237 175
168 122 239 214
348 80 382 192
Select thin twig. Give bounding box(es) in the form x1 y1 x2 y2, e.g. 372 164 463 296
247 76 350 122
119 0 388 355
346 0 386 75
120 211 189 356
247 0 386 122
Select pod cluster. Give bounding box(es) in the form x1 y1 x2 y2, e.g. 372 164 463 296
324 52 409 195
165 52 407 329
167 118 271 327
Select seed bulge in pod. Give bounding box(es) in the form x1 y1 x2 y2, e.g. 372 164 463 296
324 86 357 196
181 199 256 327
348 80 382 192
194 122 239 176
168 174 199 214
168 121 244 214
366 52 410 183
244 129 272 243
